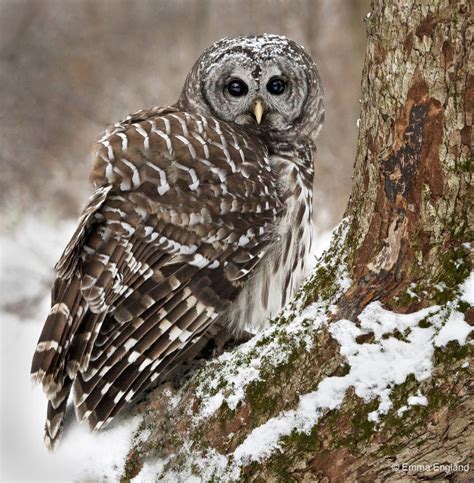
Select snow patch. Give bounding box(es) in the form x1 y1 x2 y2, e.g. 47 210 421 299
460 271 474 305
197 302 328 418
358 301 439 340
397 392 428 416
397 405 409 416
407 393 428 407
434 309 472 347
131 458 167 483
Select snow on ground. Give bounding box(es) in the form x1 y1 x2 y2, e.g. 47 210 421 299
0 216 140 481
0 217 75 312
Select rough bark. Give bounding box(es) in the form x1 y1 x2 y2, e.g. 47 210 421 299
121 1 473 481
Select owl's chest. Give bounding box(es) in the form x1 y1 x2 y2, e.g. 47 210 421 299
227 159 314 332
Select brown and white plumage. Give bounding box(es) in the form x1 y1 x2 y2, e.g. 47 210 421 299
31 35 324 450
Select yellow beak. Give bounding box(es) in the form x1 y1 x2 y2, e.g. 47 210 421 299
253 100 264 125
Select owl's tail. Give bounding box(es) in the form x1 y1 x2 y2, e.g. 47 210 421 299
31 276 82 391
44 380 72 451
30 275 81 450
31 271 103 450
31 186 113 450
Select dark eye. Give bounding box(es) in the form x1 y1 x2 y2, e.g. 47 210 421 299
266 77 286 95
227 79 248 97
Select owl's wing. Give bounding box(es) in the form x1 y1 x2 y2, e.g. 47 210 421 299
31 107 283 447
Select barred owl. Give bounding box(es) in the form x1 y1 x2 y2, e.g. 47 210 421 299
31 34 324 449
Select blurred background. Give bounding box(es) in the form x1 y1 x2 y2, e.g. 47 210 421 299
0 0 369 479
0 0 368 228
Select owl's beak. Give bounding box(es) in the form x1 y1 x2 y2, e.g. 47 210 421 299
253 100 264 125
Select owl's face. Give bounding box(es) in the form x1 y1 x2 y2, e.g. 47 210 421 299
179 35 324 144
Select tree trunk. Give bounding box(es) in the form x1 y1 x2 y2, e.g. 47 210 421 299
122 1 473 481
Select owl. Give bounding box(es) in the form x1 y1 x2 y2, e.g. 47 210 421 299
31 34 324 450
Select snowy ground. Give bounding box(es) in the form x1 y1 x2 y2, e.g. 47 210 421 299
0 215 333 481
0 218 142 481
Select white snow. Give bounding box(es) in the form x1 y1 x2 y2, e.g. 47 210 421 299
131 458 167 483
397 405 408 416
406 283 419 299
397 392 428 416
197 302 328 418
0 216 140 481
234 302 441 462
434 309 472 347
337 272 352 292
460 271 474 304
407 393 428 407
358 301 439 340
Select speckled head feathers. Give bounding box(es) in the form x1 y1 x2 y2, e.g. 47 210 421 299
179 34 324 145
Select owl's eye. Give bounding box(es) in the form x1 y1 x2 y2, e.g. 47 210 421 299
267 77 286 95
227 79 248 97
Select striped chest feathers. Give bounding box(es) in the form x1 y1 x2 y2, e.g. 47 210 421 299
226 154 314 333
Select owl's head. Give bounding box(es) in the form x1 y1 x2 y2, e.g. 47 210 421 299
179 34 324 145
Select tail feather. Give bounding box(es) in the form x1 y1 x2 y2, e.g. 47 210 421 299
44 381 72 451
67 311 106 375
31 302 73 388
31 276 87 393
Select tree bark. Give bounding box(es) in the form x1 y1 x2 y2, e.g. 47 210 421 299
122 1 473 481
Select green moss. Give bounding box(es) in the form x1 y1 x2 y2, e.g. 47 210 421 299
245 379 278 416
382 328 407 341
456 300 470 313
255 335 272 347
434 246 471 301
392 290 418 308
301 264 339 307
121 448 144 481
348 402 378 448
265 454 297 483
282 425 321 453
338 362 351 376
434 340 471 365
298 220 352 308
217 400 236 427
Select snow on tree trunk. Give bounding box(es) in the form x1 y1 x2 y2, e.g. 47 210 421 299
122 1 472 481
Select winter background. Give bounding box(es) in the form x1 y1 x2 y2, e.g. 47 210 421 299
0 1 371 480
